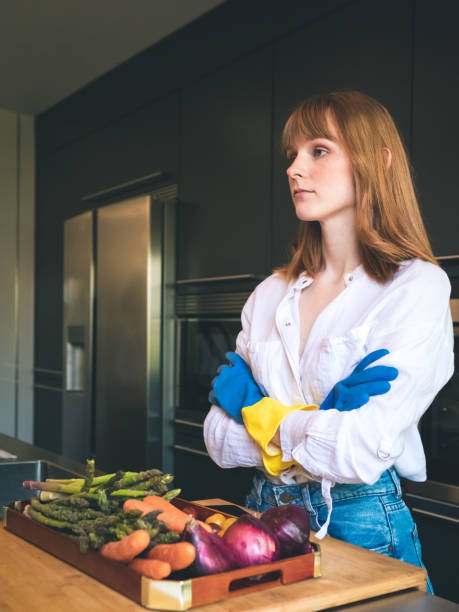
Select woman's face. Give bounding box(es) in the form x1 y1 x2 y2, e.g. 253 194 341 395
285 119 356 224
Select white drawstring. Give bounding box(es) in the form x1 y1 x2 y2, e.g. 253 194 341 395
315 478 334 539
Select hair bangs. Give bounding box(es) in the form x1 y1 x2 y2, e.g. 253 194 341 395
282 97 337 155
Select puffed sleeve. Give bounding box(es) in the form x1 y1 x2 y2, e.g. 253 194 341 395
279 264 454 485
203 291 264 469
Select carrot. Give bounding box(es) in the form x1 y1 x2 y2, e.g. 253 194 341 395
129 558 171 580
141 495 189 533
100 529 150 563
123 499 154 516
146 542 196 571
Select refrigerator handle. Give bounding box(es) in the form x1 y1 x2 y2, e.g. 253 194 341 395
65 325 85 392
175 319 182 408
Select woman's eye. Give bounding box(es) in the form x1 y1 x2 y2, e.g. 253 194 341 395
287 152 297 163
313 147 327 158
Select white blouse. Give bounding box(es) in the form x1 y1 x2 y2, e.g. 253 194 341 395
203 259 454 491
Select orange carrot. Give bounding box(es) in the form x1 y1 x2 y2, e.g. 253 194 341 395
100 529 150 563
146 542 196 571
123 499 155 516
143 495 182 513
141 495 189 533
129 558 171 580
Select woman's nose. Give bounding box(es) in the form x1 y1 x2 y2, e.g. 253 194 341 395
286 160 304 178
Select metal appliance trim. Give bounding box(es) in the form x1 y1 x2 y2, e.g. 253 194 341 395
81 171 164 202
176 291 251 316
411 507 459 524
173 444 209 457
405 479 459 505
34 384 63 393
176 273 259 284
174 419 203 429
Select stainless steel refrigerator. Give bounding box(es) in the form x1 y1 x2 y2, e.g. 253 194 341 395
62 186 177 473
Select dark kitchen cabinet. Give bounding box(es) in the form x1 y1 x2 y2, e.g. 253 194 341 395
405 493 459 603
174 448 255 506
178 48 272 280
173 420 254 504
271 0 414 269
412 0 459 256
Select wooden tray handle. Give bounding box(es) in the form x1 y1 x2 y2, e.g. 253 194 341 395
191 555 312 607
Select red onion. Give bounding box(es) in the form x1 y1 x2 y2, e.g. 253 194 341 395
223 514 280 567
185 518 237 575
261 504 311 558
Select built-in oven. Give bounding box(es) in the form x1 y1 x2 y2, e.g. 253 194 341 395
173 274 265 424
404 256 459 503
171 274 265 503
404 256 459 604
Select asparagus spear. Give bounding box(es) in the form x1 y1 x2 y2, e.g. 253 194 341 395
110 468 163 490
27 506 75 530
51 496 91 508
134 473 173 492
30 497 105 522
23 480 88 495
81 458 95 492
162 488 181 501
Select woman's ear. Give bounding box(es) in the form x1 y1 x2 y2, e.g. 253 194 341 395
382 147 392 169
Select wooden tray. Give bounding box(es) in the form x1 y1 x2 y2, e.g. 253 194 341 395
3 499 320 610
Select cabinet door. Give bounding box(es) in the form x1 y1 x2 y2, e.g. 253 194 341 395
179 49 272 280
406 494 459 603
173 447 255 506
271 0 413 269
412 0 459 256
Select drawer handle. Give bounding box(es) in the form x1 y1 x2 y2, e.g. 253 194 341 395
174 419 203 429
411 507 459 524
173 444 209 457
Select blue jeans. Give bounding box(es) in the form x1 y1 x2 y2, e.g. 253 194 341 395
246 468 433 594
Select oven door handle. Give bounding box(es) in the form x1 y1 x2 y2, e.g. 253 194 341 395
411 507 459 525
173 444 210 458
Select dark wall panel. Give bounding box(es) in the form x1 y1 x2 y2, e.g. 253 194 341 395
179 48 272 279
412 0 459 256
36 0 347 156
271 0 414 269
35 94 179 373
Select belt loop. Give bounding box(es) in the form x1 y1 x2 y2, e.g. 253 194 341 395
388 468 402 498
300 482 314 514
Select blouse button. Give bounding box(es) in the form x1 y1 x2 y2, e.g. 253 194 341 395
285 321 291 327
348 275 353 282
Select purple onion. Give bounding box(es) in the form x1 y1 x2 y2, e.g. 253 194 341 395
185 518 237 575
261 504 311 558
223 514 280 567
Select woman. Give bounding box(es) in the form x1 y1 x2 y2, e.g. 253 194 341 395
203 91 454 591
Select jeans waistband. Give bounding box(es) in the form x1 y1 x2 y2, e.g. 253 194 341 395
253 468 401 508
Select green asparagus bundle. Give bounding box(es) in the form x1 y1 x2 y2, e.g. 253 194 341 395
22 458 181 501
20 458 182 553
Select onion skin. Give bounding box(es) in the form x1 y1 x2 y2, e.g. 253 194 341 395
185 518 237 575
223 514 280 567
261 504 311 558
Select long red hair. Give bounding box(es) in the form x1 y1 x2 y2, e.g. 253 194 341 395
277 91 437 283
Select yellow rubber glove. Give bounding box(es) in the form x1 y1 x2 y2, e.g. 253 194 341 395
242 397 318 476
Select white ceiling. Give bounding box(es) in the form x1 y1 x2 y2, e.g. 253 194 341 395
0 0 226 115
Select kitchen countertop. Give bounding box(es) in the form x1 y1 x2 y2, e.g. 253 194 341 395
0 433 457 611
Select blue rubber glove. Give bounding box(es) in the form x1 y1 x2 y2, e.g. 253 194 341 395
209 352 264 423
320 348 398 411
209 349 398 421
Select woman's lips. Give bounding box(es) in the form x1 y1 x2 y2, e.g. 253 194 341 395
294 189 313 195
